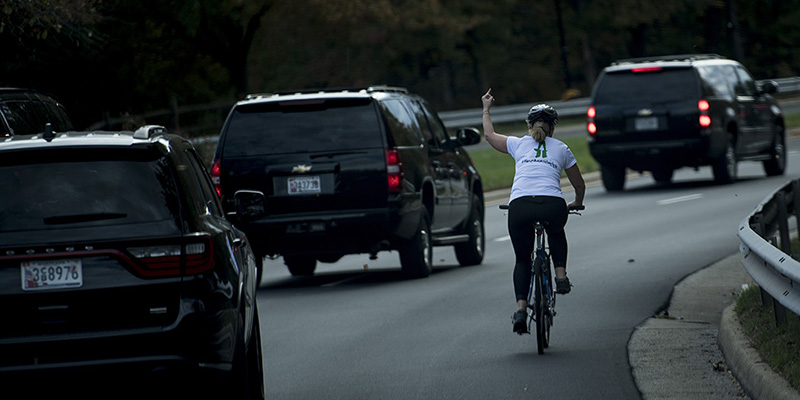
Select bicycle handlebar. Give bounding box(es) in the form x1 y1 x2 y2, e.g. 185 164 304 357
498 204 585 211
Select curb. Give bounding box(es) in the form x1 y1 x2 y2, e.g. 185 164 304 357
719 305 800 400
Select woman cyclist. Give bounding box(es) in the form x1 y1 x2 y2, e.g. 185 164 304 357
481 88 586 334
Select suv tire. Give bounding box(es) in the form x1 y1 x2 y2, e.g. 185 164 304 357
455 195 485 266
763 126 786 176
601 165 626 191
400 208 433 278
713 133 737 184
284 255 317 276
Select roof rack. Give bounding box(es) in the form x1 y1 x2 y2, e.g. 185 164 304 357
245 85 408 100
611 54 724 66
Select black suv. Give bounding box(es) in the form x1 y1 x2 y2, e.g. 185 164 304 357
0 88 73 136
0 126 264 398
212 86 484 278
586 54 785 191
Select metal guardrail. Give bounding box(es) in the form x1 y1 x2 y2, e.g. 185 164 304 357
89 77 799 132
440 77 800 129
738 179 800 325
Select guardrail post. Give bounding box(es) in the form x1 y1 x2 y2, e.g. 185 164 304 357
793 180 800 258
777 191 792 254
770 192 791 327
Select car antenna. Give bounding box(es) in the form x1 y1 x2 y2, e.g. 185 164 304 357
42 123 55 142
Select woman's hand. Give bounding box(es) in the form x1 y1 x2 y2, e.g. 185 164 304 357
481 89 494 111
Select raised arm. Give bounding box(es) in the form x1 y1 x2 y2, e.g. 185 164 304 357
481 89 509 154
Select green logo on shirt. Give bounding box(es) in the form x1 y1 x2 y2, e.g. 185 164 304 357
535 141 547 158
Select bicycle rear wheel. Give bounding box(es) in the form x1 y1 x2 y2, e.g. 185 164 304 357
532 257 547 354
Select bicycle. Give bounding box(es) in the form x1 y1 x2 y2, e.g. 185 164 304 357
500 203 584 354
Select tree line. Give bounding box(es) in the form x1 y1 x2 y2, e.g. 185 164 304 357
2 0 798 133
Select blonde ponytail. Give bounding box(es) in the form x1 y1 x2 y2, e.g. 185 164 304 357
529 120 549 142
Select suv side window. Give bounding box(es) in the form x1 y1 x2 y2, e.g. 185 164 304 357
697 65 734 99
184 148 224 217
405 99 440 147
380 99 422 146
420 101 448 146
733 66 757 97
1 101 40 136
40 99 73 131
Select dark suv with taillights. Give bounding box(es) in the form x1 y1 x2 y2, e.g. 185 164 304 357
0 126 264 398
212 86 484 278
587 54 785 191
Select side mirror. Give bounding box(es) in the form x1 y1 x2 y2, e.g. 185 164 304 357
453 127 481 146
760 80 778 95
234 190 266 221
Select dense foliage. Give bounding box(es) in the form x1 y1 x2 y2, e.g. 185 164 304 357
2 0 798 131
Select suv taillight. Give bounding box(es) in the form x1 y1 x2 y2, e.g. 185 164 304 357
386 149 403 193
210 159 222 196
127 235 214 277
698 100 711 128
587 106 597 136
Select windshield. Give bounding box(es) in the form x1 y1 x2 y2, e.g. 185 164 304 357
0 155 180 233
594 68 700 104
222 98 384 157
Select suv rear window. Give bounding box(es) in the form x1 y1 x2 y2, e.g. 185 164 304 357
0 152 180 232
594 68 700 104
222 98 384 157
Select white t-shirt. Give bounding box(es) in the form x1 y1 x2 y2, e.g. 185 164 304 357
506 135 577 202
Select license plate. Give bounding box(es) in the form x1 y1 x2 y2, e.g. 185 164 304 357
635 117 658 131
21 259 83 291
288 176 321 195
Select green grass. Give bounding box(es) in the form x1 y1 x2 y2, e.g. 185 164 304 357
786 112 800 131
734 285 800 391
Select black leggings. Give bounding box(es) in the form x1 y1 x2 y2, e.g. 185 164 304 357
508 196 568 302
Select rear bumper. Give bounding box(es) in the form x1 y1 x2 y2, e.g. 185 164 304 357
589 137 715 171
238 204 421 258
0 301 241 379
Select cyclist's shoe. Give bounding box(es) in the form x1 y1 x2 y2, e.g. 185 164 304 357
512 309 528 334
555 277 572 294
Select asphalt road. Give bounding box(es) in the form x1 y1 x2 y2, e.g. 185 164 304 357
253 138 800 399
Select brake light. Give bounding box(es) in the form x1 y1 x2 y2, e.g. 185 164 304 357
632 67 662 73
127 235 214 277
587 122 597 136
210 159 222 196
386 149 403 193
587 106 596 119
698 100 711 127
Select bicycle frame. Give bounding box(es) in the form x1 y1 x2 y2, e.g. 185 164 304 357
528 221 554 354
528 223 554 312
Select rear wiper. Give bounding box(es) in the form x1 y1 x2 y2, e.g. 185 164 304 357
43 212 128 225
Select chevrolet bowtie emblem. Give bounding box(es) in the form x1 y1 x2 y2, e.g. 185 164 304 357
638 109 653 116
292 165 312 173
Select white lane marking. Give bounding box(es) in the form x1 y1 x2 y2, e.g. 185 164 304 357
495 236 511 242
657 193 703 205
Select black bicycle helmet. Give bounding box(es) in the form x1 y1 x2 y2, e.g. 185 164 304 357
526 104 559 128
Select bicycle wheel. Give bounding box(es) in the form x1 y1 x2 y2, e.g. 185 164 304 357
532 256 546 354
542 258 553 349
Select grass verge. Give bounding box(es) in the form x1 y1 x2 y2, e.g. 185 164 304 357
734 285 800 391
